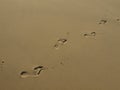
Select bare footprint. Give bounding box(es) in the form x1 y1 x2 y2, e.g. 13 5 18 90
20 70 40 78
54 38 68 50
83 32 96 38
83 33 89 37
116 19 120 21
91 32 96 36
20 65 47 78
0 56 5 71
99 20 107 24
33 65 47 75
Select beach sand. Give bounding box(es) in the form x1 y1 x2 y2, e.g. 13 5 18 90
0 0 120 90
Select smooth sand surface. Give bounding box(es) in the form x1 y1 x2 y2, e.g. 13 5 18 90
0 0 120 90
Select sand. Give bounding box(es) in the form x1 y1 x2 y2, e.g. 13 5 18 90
0 0 120 90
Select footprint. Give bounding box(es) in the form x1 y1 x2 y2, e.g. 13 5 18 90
57 38 67 44
33 66 46 75
20 70 40 78
116 19 120 22
91 32 96 36
116 19 120 21
20 65 46 78
54 44 60 50
54 38 68 49
83 32 96 38
0 56 5 71
20 71 31 78
83 33 89 37
99 20 107 24
34 66 44 70
60 62 64 66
